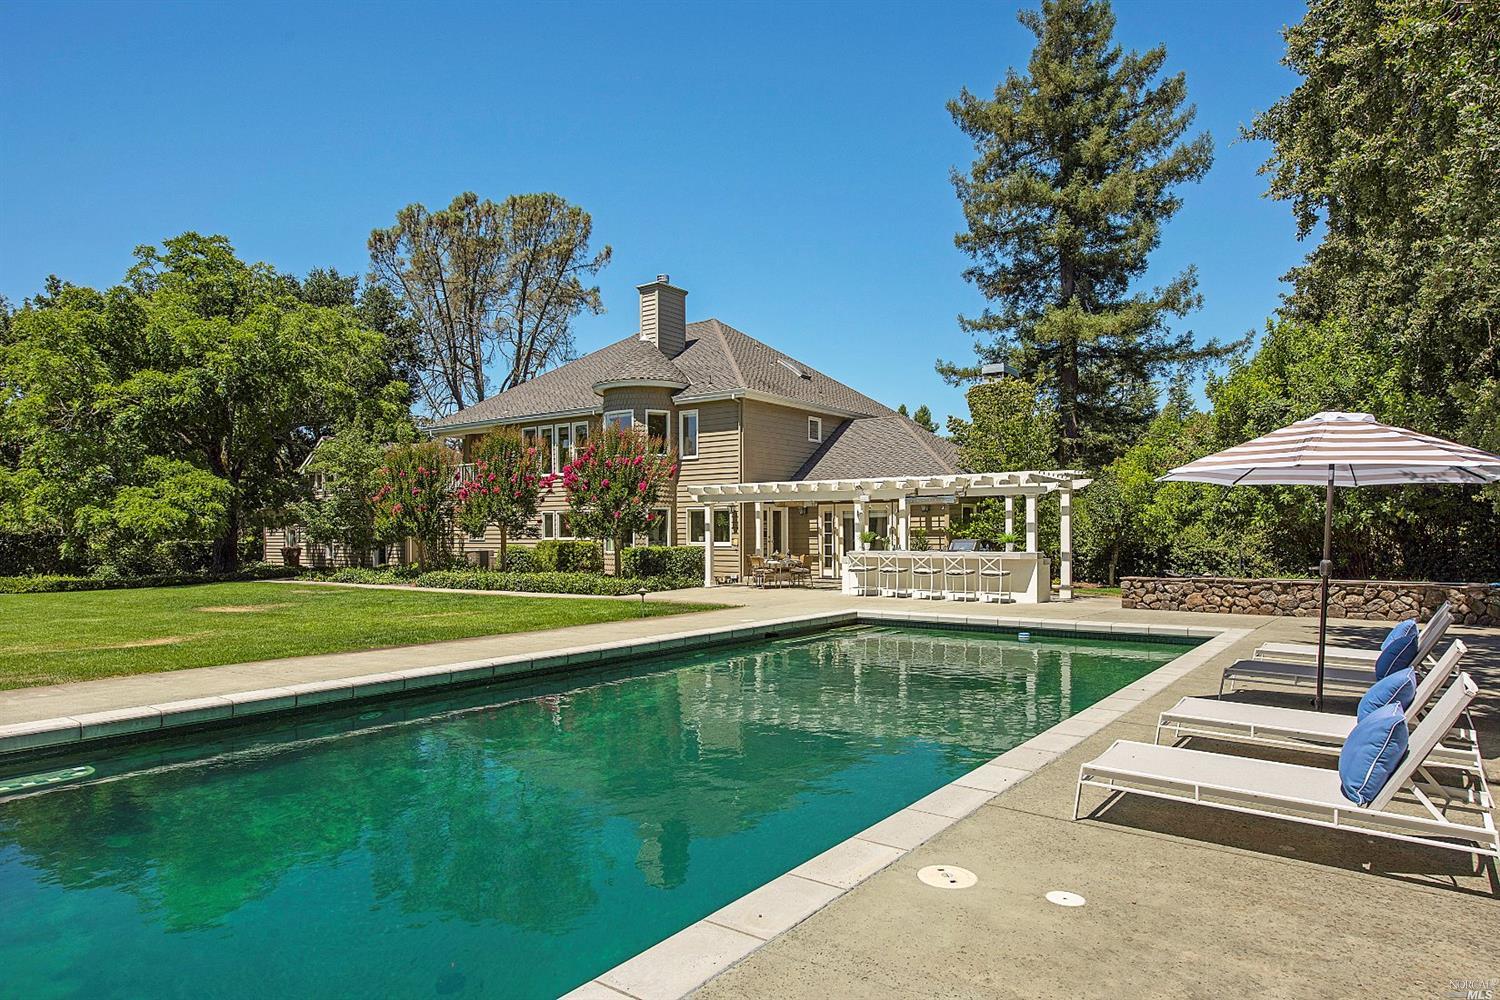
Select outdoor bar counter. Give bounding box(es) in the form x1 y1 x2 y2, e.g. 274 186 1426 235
841 550 1051 603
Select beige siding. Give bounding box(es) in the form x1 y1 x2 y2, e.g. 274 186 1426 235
262 527 288 565
741 400 837 483
674 399 744 579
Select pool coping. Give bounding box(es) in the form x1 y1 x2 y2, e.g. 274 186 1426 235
0 609 1246 1000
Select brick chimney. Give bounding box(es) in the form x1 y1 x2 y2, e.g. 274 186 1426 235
638 275 687 357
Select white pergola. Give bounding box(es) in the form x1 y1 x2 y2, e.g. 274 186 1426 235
686 470 1091 597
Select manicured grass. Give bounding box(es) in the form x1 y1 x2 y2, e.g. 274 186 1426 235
0 582 728 690
1074 584 1123 597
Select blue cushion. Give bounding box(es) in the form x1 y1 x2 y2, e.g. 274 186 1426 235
1358 667 1416 720
1339 703 1408 806
1373 620 1419 679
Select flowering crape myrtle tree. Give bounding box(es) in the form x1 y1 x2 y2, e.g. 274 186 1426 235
454 429 549 569
558 427 677 575
371 441 458 568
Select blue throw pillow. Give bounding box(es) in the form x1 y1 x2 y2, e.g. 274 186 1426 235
1358 667 1416 720
1339 703 1408 806
1373 620 1419 679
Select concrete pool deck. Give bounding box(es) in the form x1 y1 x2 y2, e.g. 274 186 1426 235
3 586 1497 997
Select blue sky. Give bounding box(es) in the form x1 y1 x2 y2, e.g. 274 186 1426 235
1 0 1307 425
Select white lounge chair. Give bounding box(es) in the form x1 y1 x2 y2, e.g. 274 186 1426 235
1219 604 1451 696
1251 602 1452 669
1074 673 1497 859
1157 641 1478 772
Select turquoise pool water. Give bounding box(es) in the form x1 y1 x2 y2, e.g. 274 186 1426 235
0 625 1189 999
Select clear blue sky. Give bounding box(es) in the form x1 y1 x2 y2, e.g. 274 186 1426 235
1 0 1307 425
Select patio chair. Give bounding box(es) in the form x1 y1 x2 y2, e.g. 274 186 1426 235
1075 672 1497 859
1251 602 1452 670
748 556 769 589
1156 641 1478 773
788 554 812 587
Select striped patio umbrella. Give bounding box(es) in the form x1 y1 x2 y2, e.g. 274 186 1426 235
1158 411 1500 708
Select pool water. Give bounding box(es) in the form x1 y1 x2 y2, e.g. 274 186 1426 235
0 625 1188 999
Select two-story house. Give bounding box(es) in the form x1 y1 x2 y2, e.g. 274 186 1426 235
428 275 979 581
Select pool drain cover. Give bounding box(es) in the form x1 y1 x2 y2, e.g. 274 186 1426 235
918 865 977 889
1045 890 1086 907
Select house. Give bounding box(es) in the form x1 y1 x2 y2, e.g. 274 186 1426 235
416 275 1087 598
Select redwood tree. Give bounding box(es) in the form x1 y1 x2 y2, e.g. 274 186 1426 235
557 428 676 575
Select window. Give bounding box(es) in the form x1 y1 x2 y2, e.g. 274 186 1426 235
468 525 486 543
645 507 669 546
555 423 572 471
558 512 572 538
604 410 633 433
522 427 539 450
645 410 669 452
573 422 589 454
807 416 822 443
540 426 557 468
286 528 301 547
688 508 707 544
679 410 699 459
712 507 732 546
542 513 555 539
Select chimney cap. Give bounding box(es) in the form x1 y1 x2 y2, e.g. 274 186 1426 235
980 362 1015 380
656 273 669 283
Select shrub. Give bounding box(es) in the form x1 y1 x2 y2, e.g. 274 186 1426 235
622 545 704 579
533 539 603 573
0 563 299 594
500 547 541 573
409 570 697 595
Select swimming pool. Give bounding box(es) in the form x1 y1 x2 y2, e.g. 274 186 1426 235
0 624 1191 999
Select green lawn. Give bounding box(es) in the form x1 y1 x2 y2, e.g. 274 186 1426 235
0 582 728 690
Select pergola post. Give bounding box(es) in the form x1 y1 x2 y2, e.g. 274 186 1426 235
897 494 910 549
703 517 714 588
754 501 764 556
1004 497 1015 552
1025 495 1038 553
1059 487 1072 600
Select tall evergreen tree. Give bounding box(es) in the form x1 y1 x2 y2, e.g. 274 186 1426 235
941 0 1237 467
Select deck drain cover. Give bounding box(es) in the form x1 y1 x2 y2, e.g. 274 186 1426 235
918 865 977 889
1045 890 1086 907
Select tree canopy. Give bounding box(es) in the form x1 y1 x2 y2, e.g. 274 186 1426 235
368 192 612 415
942 0 1237 467
0 234 408 571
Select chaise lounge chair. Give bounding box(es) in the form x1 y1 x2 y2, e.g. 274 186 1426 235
1251 601 1452 669
1074 672 1498 859
1219 604 1452 696
1156 641 1478 772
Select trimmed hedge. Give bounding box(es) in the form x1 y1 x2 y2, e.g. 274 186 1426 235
622 545 705 580
498 547 540 573
308 566 698 595
533 539 603 573
0 563 300 594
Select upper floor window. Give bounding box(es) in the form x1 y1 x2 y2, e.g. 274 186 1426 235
808 416 822 443
679 410 699 459
555 423 572 471
604 410 633 433
645 410 669 452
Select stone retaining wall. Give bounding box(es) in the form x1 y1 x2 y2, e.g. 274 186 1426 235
1121 576 1500 626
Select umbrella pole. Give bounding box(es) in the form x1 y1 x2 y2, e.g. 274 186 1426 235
1314 467 1334 710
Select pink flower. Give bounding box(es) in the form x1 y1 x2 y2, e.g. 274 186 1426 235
613 510 622 519
638 481 648 491
601 478 610 488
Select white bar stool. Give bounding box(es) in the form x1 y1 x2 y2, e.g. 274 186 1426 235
911 555 940 598
878 553 908 597
979 554 1011 603
944 554 977 602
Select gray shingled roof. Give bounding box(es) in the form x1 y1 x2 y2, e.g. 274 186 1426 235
431 318 898 428
794 415 965 480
